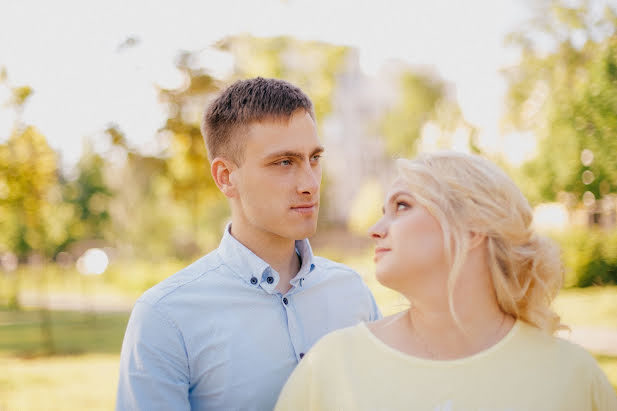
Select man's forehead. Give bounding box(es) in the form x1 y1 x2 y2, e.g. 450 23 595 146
244 117 321 155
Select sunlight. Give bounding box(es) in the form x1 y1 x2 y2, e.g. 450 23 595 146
76 248 109 276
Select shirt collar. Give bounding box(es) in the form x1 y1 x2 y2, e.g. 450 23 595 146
217 223 316 293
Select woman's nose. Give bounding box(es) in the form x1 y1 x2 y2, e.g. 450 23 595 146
368 217 387 239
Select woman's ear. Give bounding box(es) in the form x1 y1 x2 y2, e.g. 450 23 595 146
211 157 238 198
469 231 487 250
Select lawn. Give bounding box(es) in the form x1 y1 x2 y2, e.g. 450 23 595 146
1 354 120 411
0 260 616 409
0 309 129 410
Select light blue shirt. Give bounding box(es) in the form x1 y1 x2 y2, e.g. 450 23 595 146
116 225 381 410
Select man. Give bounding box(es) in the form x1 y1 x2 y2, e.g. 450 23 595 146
116 77 381 410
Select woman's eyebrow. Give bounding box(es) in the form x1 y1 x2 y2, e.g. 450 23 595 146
387 190 411 204
382 190 412 214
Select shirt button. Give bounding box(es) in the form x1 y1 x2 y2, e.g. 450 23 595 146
250 277 258 285
266 276 274 284
299 353 304 359
282 297 288 305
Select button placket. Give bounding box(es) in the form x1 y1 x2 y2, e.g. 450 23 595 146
283 296 304 361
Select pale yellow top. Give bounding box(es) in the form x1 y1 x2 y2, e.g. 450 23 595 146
276 321 617 411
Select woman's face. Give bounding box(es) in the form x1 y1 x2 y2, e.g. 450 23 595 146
368 180 448 294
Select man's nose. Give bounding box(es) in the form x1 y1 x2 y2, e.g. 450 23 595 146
297 162 320 195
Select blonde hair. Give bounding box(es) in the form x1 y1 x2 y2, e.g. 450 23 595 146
396 151 563 334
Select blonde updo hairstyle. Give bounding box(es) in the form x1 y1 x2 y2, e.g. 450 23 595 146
396 151 563 334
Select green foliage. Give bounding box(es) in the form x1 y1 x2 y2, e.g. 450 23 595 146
156 52 229 257
554 228 617 287
216 34 350 125
61 144 113 247
380 68 464 158
0 126 66 258
9 85 33 108
505 0 617 203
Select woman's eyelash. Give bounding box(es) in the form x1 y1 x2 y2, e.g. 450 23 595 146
396 201 410 210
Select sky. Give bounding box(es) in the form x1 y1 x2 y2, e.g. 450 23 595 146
0 0 535 167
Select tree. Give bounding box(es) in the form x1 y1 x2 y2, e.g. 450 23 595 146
0 124 62 350
216 34 350 125
379 67 465 157
504 0 617 204
157 52 227 255
61 141 113 247
1 87 63 260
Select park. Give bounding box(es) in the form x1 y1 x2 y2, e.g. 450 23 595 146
2 0 617 409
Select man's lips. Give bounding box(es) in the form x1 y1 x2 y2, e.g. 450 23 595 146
374 247 391 261
290 202 318 215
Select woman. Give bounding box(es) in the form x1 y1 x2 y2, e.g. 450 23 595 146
276 151 617 410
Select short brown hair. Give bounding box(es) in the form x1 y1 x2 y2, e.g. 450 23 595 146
201 77 315 163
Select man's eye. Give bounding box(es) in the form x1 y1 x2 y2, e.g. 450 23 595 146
277 159 292 166
311 154 322 162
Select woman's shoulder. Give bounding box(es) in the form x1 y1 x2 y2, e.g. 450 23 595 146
515 322 602 369
366 312 406 332
318 322 369 346
304 323 371 360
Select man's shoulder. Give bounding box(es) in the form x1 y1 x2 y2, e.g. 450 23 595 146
310 256 373 291
137 249 225 306
312 255 361 278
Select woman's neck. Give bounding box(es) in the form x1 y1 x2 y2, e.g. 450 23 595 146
378 249 516 360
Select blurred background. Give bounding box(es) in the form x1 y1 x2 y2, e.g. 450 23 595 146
1 0 617 408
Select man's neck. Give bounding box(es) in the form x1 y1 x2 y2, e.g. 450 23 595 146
230 223 301 293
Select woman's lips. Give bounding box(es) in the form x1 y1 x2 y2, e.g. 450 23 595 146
374 247 391 261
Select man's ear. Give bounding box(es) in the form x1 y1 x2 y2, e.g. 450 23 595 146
211 157 238 198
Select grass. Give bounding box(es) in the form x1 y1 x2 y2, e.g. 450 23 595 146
1 354 120 411
1 259 616 408
0 309 129 357
553 286 617 328
0 308 614 410
0 309 129 410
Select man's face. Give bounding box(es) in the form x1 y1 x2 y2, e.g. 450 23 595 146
229 110 323 242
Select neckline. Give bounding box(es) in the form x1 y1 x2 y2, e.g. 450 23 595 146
359 320 522 367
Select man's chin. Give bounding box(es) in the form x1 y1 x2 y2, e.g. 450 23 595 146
284 223 318 241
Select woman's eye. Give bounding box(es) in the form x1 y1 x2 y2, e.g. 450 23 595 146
396 201 409 211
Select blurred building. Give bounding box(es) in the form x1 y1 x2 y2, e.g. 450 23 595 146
321 50 398 225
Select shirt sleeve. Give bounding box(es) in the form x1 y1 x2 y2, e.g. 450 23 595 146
116 301 191 411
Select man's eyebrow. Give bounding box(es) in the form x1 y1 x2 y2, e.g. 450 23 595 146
264 146 325 160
